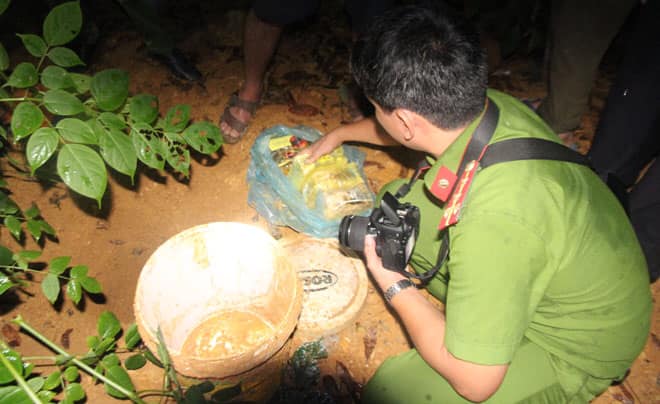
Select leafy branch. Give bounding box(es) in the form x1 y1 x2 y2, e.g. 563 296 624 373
0 1 224 207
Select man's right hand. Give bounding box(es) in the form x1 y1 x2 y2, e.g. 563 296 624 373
302 131 343 163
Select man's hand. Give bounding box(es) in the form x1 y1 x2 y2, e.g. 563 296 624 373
363 236 408 291
301 131 343 163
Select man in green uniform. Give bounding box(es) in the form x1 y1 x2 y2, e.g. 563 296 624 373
304 3 652 403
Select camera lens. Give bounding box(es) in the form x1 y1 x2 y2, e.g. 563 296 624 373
338 215 370 252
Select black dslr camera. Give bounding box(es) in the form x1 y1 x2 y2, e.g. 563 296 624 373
338 192 420 273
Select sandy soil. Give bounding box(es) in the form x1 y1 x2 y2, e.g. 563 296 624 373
0 2 657 403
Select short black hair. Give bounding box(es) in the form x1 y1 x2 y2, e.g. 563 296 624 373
350 3 488 130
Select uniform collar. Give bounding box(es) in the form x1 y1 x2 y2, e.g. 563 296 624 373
423 105 487 202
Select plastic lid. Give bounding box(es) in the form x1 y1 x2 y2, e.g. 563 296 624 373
280 237 369 342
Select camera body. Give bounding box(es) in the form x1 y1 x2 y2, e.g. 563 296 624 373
338 191 420 272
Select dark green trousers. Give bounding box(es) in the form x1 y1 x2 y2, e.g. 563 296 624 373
536 0 636 133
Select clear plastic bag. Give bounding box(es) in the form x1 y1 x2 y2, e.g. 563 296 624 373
247 125 375 238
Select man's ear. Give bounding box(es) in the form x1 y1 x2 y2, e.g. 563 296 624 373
395 108 417 141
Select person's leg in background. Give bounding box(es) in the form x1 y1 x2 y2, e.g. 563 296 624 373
536 0 635 137
338 0 396 121
586 0 660 282
219 0 320 143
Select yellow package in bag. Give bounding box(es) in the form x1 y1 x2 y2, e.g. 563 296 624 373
288 147 374 220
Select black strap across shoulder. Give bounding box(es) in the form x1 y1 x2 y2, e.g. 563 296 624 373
481 137 591 169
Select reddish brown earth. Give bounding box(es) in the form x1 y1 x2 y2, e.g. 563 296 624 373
0 2 658 403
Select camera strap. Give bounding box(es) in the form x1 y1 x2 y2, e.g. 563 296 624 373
398 99 500 284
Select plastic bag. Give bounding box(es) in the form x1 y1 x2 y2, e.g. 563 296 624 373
247 125 375 238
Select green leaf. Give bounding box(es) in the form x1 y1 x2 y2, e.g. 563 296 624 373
56 117 97 144
93 337 116 357
80 276 101 294
43 89 84 116
163 104 190 132
49 256 70 275
0 245 13 266
22 362 34 378
142 349 162 368
37 219 55 236
131 123 165 170
26 127 59 173
70 264 87 279
0 42 8 71
4 216 21 240
41 65 74 90
0 386 31 404
43 371 61 391
41 273 60 304
66 279 81 304
91 69 129 111
26 219 42 241
98 311 121 340
37 391 56 402
0 275 15 295
163 131 184 143
15 250 40 261
6 62 38 88
128 94 158 124
69 72 90 94
64 382 84 401
99 128 137 179
182 121 223 154
101 353 119 368
86 335 99 349
0 0 9 16
165 144 190 177
124 354 146 370
47 46 84 67
0 192 18 215
97 112 126 131
57 143 107 203
124 323 141 349
43 1 82 46
16 34 46 57
0 348 22 384
26 375 44 392
63 366 79 382
23 204 39 219
10 102 44 141
103 365 135 399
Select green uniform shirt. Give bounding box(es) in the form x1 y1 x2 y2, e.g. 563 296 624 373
383 89 652 396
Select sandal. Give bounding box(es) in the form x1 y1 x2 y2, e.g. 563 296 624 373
220 92 259 144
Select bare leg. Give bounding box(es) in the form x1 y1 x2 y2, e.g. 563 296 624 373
220 9 283 140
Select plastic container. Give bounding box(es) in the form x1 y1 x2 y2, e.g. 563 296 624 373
133 222 303 380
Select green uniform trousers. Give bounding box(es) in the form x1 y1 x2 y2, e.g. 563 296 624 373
362 338 611 404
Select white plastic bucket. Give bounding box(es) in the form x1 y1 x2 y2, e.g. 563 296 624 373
134 222 303 379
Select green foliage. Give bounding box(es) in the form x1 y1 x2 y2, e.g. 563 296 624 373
3 314 147 404
0 1 224 206
0 191 54 242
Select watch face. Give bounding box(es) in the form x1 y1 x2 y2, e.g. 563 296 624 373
404 228 416 263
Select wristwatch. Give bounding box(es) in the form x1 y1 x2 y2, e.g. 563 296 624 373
384 279 414 303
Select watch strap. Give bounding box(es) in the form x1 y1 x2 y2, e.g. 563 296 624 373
384 279 414 303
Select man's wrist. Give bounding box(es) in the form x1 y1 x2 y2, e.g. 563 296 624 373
383 279 414 303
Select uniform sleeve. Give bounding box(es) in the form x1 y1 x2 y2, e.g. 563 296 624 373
443 212 549 365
